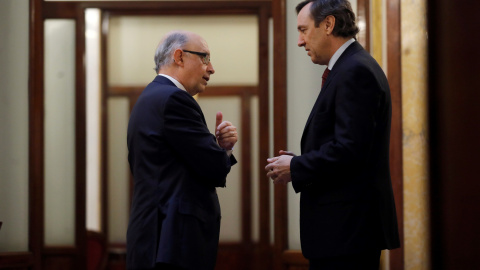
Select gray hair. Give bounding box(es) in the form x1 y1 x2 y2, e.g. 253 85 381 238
153 32 189 73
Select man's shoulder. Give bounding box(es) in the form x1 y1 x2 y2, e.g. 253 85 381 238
141 78 187 99
336 46 382 74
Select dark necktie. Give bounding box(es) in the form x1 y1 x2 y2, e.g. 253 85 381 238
322 68 330 88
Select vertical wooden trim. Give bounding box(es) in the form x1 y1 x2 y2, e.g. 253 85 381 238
356 0 370 52
100 11 110 238
29 0 45 269
386 0 404 269
427 1 441 269
272 0 288 270
241 92 252 246
256 3 272 269
75 5 87 270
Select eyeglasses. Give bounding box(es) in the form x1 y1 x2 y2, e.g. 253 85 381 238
182 50 211 65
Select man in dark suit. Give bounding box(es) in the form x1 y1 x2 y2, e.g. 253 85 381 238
127 31 238 270
265 0 400 269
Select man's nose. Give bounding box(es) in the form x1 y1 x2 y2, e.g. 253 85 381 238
207 62 215 74
298 35 305 47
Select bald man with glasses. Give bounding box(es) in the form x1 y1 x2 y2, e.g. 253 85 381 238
126 31 238 270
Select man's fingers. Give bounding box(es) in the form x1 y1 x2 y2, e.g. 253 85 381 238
266 157 278 164
216 122 233 132
279 150 296 156
217 130 237 139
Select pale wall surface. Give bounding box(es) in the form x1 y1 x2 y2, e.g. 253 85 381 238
107 15 258 86
44 19 76 246
0 0 29 252
401 0 430 269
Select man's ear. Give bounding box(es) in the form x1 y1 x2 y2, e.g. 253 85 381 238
324 15 335 35
173 49 184 67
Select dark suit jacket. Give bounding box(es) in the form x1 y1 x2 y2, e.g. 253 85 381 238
126 75 237 270
290 41 400 259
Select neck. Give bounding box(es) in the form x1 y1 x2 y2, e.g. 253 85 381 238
330 36 352 56
158 66 182 85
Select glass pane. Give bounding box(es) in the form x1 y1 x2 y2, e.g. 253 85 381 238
197 96 242 242
44 19 76 246
0 0 30 252
107 97 130 243
107 15 258 86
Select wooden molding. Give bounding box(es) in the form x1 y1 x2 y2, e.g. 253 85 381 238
386 0 404 269
0 253 34 269
272 0 288 269
357 0 370 52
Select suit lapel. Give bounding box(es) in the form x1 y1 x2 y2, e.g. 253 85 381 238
300 41 365 151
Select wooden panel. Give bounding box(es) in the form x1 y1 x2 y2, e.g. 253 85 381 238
75 6 87 270
386 0 404 269
42 248 77 270
30 1 45 270
427 0 480 269
356 0 370 52
43 256 75 270
256 4 272 270
0 253 34 269
108 86 258 97
215 243 250 270
272 1 288 270
283 251 308 270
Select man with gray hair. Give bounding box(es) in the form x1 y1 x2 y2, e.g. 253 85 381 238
127 31 238 270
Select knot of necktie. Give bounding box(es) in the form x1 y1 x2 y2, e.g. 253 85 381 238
322 68 330 88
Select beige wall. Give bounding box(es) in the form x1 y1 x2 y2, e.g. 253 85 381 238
0 0 29 252
43 19 77 246
107 15 258 86
401 0 430 269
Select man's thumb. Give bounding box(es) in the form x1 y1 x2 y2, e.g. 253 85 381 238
216 111 223 128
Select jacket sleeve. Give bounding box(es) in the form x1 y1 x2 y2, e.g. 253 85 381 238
162 90 236 187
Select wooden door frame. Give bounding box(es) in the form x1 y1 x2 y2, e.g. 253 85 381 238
26 0 87 269
96 3 272 269
24 1 272 270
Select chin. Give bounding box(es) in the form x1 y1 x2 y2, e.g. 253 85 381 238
193 88 205 96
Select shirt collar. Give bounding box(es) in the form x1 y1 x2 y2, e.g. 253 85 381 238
158 74 187 92
327 38 356 70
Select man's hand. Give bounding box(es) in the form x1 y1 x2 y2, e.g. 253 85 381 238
215 111 237 150
265 151 295 185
